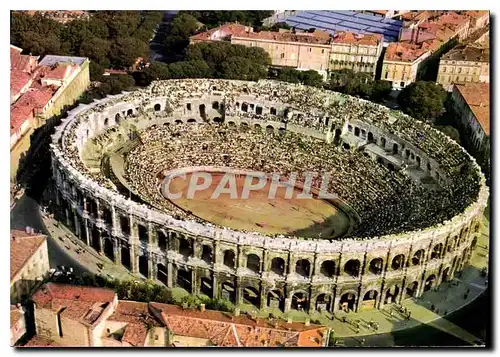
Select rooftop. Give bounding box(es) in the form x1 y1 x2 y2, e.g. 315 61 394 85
10 229 46 280
32 283 116 327
22 335 60 347
39 55 87 67
384 41 429 62
10 305 24 328
442 44 489 62
455 82 490 136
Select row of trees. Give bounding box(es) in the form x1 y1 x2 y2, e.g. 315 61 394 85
11 11 163 80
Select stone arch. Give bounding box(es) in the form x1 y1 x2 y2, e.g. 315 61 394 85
243 286 260 308
441 266 451 282
154 103 161 111
412 249 425 266
405 281 418 298
315 293 332 312
335 128 342 139
121 246 131 270
254 123 261 130
212 101 219 110
157 263 168 285
343 143 350 150
384 285 400 304
199 104 206 117
471 236 477 250
295 259 311 277
266 125 274 134
347 124 353 132
339 291 357 311
175 119 183 125
271 257 285 275
127 109 133 116
201 245 212 264
344 259 360 277
176 269 192 293
223 250 236 269
221 282 235 303
278 127 285 135
104 118 109 127
320 260 336 277
158 231 167 250
241 103 248 112
200 277 213 297
187 118 197 124
391 254 405 270
354 127 360 136
246 254 261 273
179 237 193 259
213 117 223 123
104 239 114 261
228 121 236 127
90 226 101 252
291 291 309 311
115 114 121 125
392 143 399 154
431 243 443 259
367 132 374 142
256 106 263 115
424 274 436 292
368 257 384 275
240 122 249 129
362 290 378 310
138 224 148 243
139 255 149 277
380 137 386 148
267 289 284 310
270 107 277 115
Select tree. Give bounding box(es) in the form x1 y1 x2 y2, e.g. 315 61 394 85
168 60 213 79
109 37 149 68
143 61 171 81
435 125 461 144
370 80 392 103
300 70 324 88
164 13 199 57
184 11 273 28
89 61 105 82
78 36 111 67
398 81 447 122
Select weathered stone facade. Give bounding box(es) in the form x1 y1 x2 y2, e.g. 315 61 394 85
49 80 488 314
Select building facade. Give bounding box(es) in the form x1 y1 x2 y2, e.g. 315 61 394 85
10 229 49 304
382 42 431 89
437 44 489 91
10 305 26 346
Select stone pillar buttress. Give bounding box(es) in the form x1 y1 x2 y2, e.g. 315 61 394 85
114 239 121 264
212 274 218 299
130 244 139 273
167 261 173 288
84 219 90 246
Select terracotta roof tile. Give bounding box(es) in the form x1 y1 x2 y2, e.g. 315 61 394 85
10 305 24 327
384 42 429 62
455 82 490 135
10 230 46 280
22 335 60 347
122 324 149 346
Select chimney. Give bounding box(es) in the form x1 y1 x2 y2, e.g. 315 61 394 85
199 303 205 312
305 318 310 326
234 307 240 317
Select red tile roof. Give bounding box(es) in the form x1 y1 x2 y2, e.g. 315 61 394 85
10 46 38 72
10 305 24 327
10 230 46 280
10 87 55 135
384 42 429 62
150 303 326 347
332 31 383 46
10 70 32 100
32 283 116 327
22 335 60 347
455 82 490 136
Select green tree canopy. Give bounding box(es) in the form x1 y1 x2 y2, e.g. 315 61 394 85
184 11 273 28
397 81 447 122
109 37 149 68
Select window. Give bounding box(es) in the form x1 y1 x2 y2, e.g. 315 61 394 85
400 81 405 87
280 53 285 59
155 335 159 341
443 67 447 73
321 49 325 54
309 48 312 52
385 71 389 79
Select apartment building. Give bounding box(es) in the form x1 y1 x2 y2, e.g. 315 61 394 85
10 229 49 304
437 43 489 91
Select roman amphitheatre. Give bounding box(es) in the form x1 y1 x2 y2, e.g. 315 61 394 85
50 79 488 314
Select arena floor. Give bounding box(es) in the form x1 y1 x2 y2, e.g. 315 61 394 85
164 171 350 238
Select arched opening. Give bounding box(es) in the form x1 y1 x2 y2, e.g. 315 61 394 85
315 294 332 312
138 224 148 243
367 132 374 142
377 157 384 165
361 129 366 138
266 125 274 134
369 258 384 275
186 103 192 111
240 122 249 130
344 259 360 277
127 109 133 116
200 277 212 297
115 114 121 125
199 104 206 117
256 106 263 115
246 254 261 273
104 118 109 127
362 290 378 310
442 267 451 282
335 128 342 139
221 282 235 303
102 207 112 226
271 257 285 275
270 107 277 115
176 269 192 293
91 227 101 252
339 292 356 311
121 247 131 270
154 103 161 111
120 216 130 235
391 254 405 270
201 245 212 264
471 237 477 250
320 260 336 277
223 250 236 269
104 239 114 261
380 137 386 148
431 243 443 259
405 149 410 158
412 249 425 266
139 255 149 278
250 103 255 111
343 143 350 150
267 290 284 310
295 259 311 278
354 127 360 136
158 231 167 250
179 238 193 259
212 101 219 110
291 292 308 311
235 102 240 109
187 118 196 124
228 121 236 127
278 127 285 135
393 143 398 154
254 123 261 130
241 103 248 112
213 117 223 123
243 286 260 308
405 281 418 298
347 124 353 132
387 163 395 171
424 275 436 292
157 264 168 285
416 156 421 168
427 162 431 171
175 119 183 125
384 286 400 304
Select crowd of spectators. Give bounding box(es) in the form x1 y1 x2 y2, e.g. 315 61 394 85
56 79 481 239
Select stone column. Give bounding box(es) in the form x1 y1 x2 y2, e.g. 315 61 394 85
73 211 80 237
191 269 199 295
149 255 157 280
284 296 292 312
84 219 90 246
235 278 242 306
130 244 139 273
111 205 120 236
167 261 173 288
212 274 218 299
114 239 121 264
